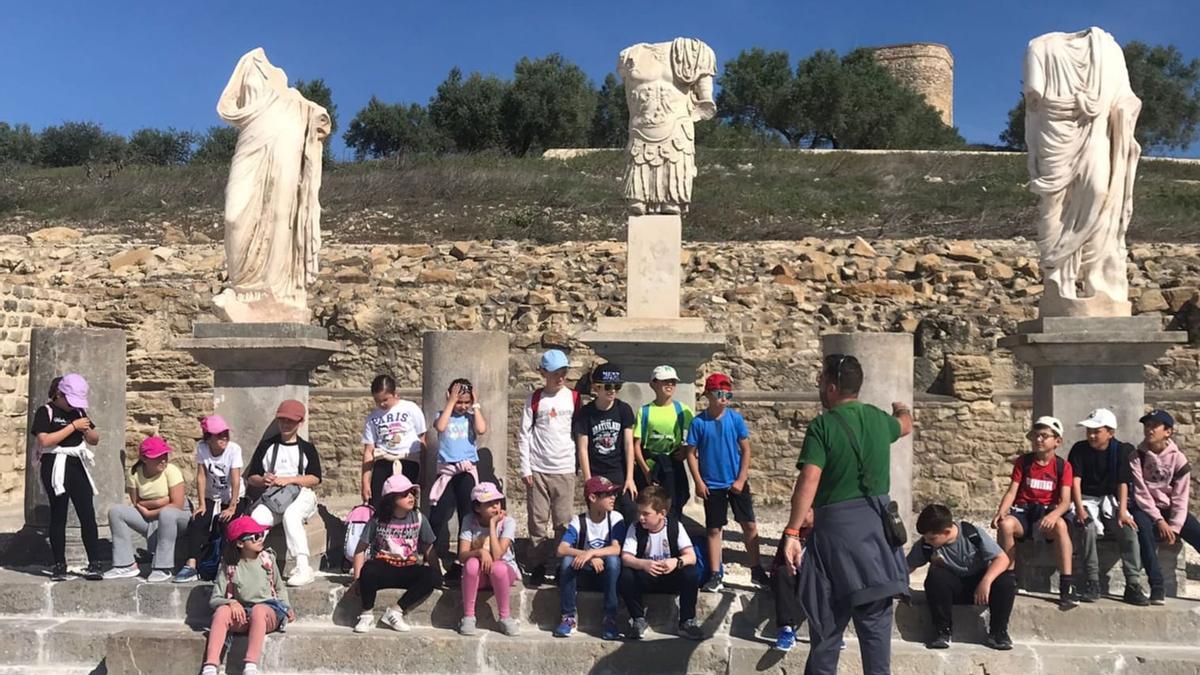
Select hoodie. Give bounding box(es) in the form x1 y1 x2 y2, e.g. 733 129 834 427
1130 439 1191 533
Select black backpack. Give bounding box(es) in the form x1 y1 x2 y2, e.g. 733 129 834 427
921 520 984 564
635 516 682 559
577 512 614 550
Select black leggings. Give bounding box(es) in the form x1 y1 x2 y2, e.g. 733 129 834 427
429 472 476 558
39 456 100 566
371 459 420 510
183 501 245 560
357 559 439 611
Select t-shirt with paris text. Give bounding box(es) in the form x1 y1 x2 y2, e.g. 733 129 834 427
1011 453 1073 507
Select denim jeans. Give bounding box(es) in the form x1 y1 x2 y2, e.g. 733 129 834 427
558 554 621 618
1131 506 1200 589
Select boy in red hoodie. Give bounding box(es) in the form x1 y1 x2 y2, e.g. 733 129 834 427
1129 409 1200 605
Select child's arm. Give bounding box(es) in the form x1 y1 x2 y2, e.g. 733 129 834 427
209 564 234 608
973 550 1011 606
633 437 651 480
489 515 513 560
472 405 487 436
352 548 367 581
518 397 534 486
222 469 241 520
556 523 592 560
1048 482 1072 519
1117 482 1135 527
731 438 752 494
82 424 100 445
435 394 456 433
621 551 653 572
195 463 209 515
686 445 707 499
622 427 637 496
457 537 479 563
360 443 375 503
676 545 697 568
577 435 591 481
991 481 1019 528
1072 476 1088 525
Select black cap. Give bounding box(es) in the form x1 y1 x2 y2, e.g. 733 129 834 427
1139 409 1176 429
593 363 623 384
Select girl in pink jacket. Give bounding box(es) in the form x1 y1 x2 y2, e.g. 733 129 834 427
1129 409 1200 604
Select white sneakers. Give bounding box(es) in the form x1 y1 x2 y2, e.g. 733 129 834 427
101 565 139 580
145 570 172 583
355 608 411 633
286 565 316 587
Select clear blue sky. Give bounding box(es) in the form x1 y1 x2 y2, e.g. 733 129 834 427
4 1 1199 159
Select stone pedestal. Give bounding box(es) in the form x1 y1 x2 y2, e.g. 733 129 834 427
999 317 1185 446
178 324 342 454
421 331 510 490
12 328 126 565
821 333 914 527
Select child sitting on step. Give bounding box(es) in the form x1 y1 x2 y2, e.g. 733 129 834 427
553 476 627 640
458 482 520 636
619 485 704 640
350 474 439 633
176 415 245 582
201 516 294 675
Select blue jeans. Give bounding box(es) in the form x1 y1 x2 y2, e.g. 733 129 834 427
1131 506 1200 589
558 554 621 618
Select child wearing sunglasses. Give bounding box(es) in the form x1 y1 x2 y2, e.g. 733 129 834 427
686 373 765 592
574 363 638 524
201 516 294 675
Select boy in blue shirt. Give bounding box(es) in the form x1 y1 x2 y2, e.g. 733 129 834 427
553 476 627 640
685 372 765 591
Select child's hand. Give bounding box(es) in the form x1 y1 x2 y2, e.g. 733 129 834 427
572 551 593 569
287 608 296 622
624 480 638 499
449 382 463 399
229 601 246 624
494 508 507 524
1157 520 1177 545
1119 513 1137 531
480 548 493 574
219 505 237 522
1038 514 1059 535
522 475 534 488
194 502 207 518
73 417 92 431
974 579 992 606
361 485 372 504
990 513 1003 530
695 481 711 500
264 473 277 487
730 477 746 495
589 557 604 574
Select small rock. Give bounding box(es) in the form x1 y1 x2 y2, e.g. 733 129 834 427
923 175 944 183
1162 287 1198 312
109 248 155 272
28 227 83 244
894 255 918 274
1135 289 1169 314
945 241 987 263
417 268 456 284
848 237 877 257
450 242 473 260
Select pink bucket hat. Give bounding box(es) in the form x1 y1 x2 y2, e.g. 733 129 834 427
471 481 504 503
382 474 418 496
139 436 172 459
200 415 230 435
57 373 89 409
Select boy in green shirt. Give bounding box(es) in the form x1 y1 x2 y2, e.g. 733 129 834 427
632 365 695 519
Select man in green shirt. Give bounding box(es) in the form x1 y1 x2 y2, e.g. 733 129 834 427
780 354 912 675
632 365 695 518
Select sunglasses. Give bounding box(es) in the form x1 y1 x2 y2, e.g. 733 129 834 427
711 390 733 400
598 383 622 392
239 533 265 543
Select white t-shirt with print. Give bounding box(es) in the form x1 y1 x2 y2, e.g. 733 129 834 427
196 440 245 503
362 400 426 460
622 523 693 561
266 441 303 478
563 512 626 550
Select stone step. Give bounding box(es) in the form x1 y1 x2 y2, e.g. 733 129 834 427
100 623 1200 675
4 568 1200 646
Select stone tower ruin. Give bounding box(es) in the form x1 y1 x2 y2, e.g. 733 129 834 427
871 42 954 127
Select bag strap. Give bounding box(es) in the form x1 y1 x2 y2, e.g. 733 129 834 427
667 517 680 558
640 404 651 445
267 443 278 474
529 388 543 431
828 408 872 496
578 514 588 550
635 523 648 558
673 401 685 445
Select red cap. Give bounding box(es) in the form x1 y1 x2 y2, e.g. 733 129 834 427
276 400 306 421
225 515 268 542
704 373 732 392
585 476 621 497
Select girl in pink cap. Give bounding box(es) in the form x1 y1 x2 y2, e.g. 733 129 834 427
457 481 520 636
103 436 191 581
32 374 102 581
175 415 246 583
201 515 293 675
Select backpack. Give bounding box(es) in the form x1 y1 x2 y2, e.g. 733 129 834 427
342 504 375 569
197 523 224 581
576 512 613 551
639 401 686 451
920 521 984 566
529 387 580 430
225 550 280 600
1020 453 1067 497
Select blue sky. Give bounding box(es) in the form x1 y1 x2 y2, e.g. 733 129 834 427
4 1 1199 158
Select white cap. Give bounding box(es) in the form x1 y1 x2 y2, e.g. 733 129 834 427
1078 408 1118 430
651 365 679 382
1030 416 1064 437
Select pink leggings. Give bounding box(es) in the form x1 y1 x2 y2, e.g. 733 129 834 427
461 556 517 618
204 603 280 668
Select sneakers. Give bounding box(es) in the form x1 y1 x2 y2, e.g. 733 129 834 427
287 565 316 587
1058 580 1078 610
553 615 577 638
677 618 704 641
499 617 521 636
82 563 103 581
443 562 462 586
242 664 259 675
750 566 770 589
381 607 411 632
200 665 219 675
601 616 620 641
628 617 649 640
1151 586 1166 605
102 564 140 580
146 569 172 583
353 612 375 633
1079 579 1100 603
926 630 952 649
1123 585 1150 607
527 565 546 588
985 631 1014 651
701 572 724 593
774 625 796 652
173 566 199 584
49 563 68 582
458 616 477 636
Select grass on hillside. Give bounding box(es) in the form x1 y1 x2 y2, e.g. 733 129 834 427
1 150 1198 243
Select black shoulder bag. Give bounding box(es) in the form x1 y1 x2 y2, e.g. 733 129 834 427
828 408 907 548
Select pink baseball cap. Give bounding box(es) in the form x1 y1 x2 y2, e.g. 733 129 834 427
200 415 230 435
139 436 172 459
382 474 418 496
57 373 89 409
471 481 504 503
225 515 268 542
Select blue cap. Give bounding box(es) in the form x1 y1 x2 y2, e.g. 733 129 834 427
539 349 569 372
1140 409 1175 429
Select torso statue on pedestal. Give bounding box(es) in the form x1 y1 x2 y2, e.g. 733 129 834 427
213 48 331 323
1023 27 1141 317
619 38 716 215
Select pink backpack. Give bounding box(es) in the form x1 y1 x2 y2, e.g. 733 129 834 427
343 504 375 567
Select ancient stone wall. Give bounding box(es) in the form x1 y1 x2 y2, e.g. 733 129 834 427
872 43 955 126
1 232 1198 516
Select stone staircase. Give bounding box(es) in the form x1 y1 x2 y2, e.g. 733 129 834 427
3 567 1200 674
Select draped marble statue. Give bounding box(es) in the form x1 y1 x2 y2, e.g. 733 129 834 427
212 48 331 323
618 38 716 215
1023 27 1142 317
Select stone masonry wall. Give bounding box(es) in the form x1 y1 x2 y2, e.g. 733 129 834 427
1 230 1199 517
873 43 955 126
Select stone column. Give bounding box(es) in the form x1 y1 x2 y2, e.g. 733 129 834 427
22 327 126 564
421 331 509 491
821 333 914 526
178 323 342 461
